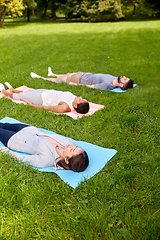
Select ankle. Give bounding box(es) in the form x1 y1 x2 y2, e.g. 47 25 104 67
2 89 6 95
10 87 14 92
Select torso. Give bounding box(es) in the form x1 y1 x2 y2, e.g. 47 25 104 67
80 73 116 85
41 90 76 111
39 135 63 148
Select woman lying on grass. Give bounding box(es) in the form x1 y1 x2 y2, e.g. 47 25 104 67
0 82 89 114
0 122 89 172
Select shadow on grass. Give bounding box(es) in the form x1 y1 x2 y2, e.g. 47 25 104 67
1 15 160 29
121 15 160 22
1 17 82 29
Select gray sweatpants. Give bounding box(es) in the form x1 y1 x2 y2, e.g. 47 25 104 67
13 89 46 105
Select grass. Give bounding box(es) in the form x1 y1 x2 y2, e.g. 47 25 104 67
0 17 160 239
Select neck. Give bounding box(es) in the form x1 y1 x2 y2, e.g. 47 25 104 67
113 78 123 88
72 98 76 109
56 146 65 159
113 78 119 87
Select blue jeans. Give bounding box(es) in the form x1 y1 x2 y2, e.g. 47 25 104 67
0 123 29 147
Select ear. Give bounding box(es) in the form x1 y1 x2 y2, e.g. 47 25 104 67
65 157 69 164
72 101 77 109
119 83 123 88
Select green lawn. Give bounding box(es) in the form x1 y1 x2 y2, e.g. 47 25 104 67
0 18 160 239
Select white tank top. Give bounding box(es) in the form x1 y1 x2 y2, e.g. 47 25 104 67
41 90 76 111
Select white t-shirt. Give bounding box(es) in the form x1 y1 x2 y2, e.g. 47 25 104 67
42 90 76 111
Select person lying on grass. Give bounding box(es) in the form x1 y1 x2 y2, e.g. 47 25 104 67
0 82 89 114
31 67 134 91
0 122 89 172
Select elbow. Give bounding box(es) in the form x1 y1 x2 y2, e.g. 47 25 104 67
59 106 70 113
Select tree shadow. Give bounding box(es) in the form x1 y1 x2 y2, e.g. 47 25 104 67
1 15 160 29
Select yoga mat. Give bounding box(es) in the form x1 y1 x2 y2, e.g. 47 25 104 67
0 117 117 188
109 84 137 93
0 86 104 119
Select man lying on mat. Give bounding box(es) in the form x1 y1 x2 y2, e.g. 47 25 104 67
31 67 134 91
0 122 89 172
0 82 89 114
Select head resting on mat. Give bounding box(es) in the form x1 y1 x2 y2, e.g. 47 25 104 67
72 97 89 114
56 145 89 172
117 76 134 90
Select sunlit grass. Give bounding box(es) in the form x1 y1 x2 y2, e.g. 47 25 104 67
0 18 160 239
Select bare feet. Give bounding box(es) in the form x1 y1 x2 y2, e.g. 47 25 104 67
0 83 5 92
2 89 11 97
48 67 55 76
5 82 12 89
9 87 15 92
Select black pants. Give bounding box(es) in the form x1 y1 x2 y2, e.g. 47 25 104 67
0 123 29 147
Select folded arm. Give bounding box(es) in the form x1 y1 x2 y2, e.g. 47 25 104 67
69 82 94 88
0 147 53 168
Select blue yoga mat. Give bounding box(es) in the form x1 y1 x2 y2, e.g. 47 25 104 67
0 117 117 188
109 84 137 93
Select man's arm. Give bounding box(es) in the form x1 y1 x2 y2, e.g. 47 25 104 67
27 102 71 113
69 82 79 86
85 84 95 88
69 82 94 88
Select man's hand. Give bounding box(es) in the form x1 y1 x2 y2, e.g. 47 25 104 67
69 82 78 86
26 102 71 113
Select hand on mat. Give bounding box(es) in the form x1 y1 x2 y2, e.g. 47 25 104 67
69 82 78 85
26 102 41 108
26 102 47 110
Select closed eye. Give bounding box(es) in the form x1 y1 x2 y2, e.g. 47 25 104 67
72 147 77 151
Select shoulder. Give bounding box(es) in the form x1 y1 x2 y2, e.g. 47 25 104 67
58 102 71 112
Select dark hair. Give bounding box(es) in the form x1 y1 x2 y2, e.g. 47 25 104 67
118 76 134 90
117 76 121 83
57 151 89 172
74 102 89 114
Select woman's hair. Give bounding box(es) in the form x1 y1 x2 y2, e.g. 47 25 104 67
74 102 89 114
57 150 89 172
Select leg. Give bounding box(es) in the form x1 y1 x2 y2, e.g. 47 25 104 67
9 87 23 93
44 73 75 83
0 128 16 146
0 122 29 131
2 88 25 97
0 83 5 92
45 72 83 83
2 89 14 98
39 76 64 83
65 72 84 84
0 123 29 147
30 71 62 82
9 89 44 105
31 69 76 83
35 73 75 83
48 66 66 77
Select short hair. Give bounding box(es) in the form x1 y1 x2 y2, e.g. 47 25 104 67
121 79 134 90
75 102 89 114
57 151 89 172
127 79 134 88
118 76 134 90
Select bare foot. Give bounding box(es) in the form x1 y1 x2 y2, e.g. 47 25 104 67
9 87 15 92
